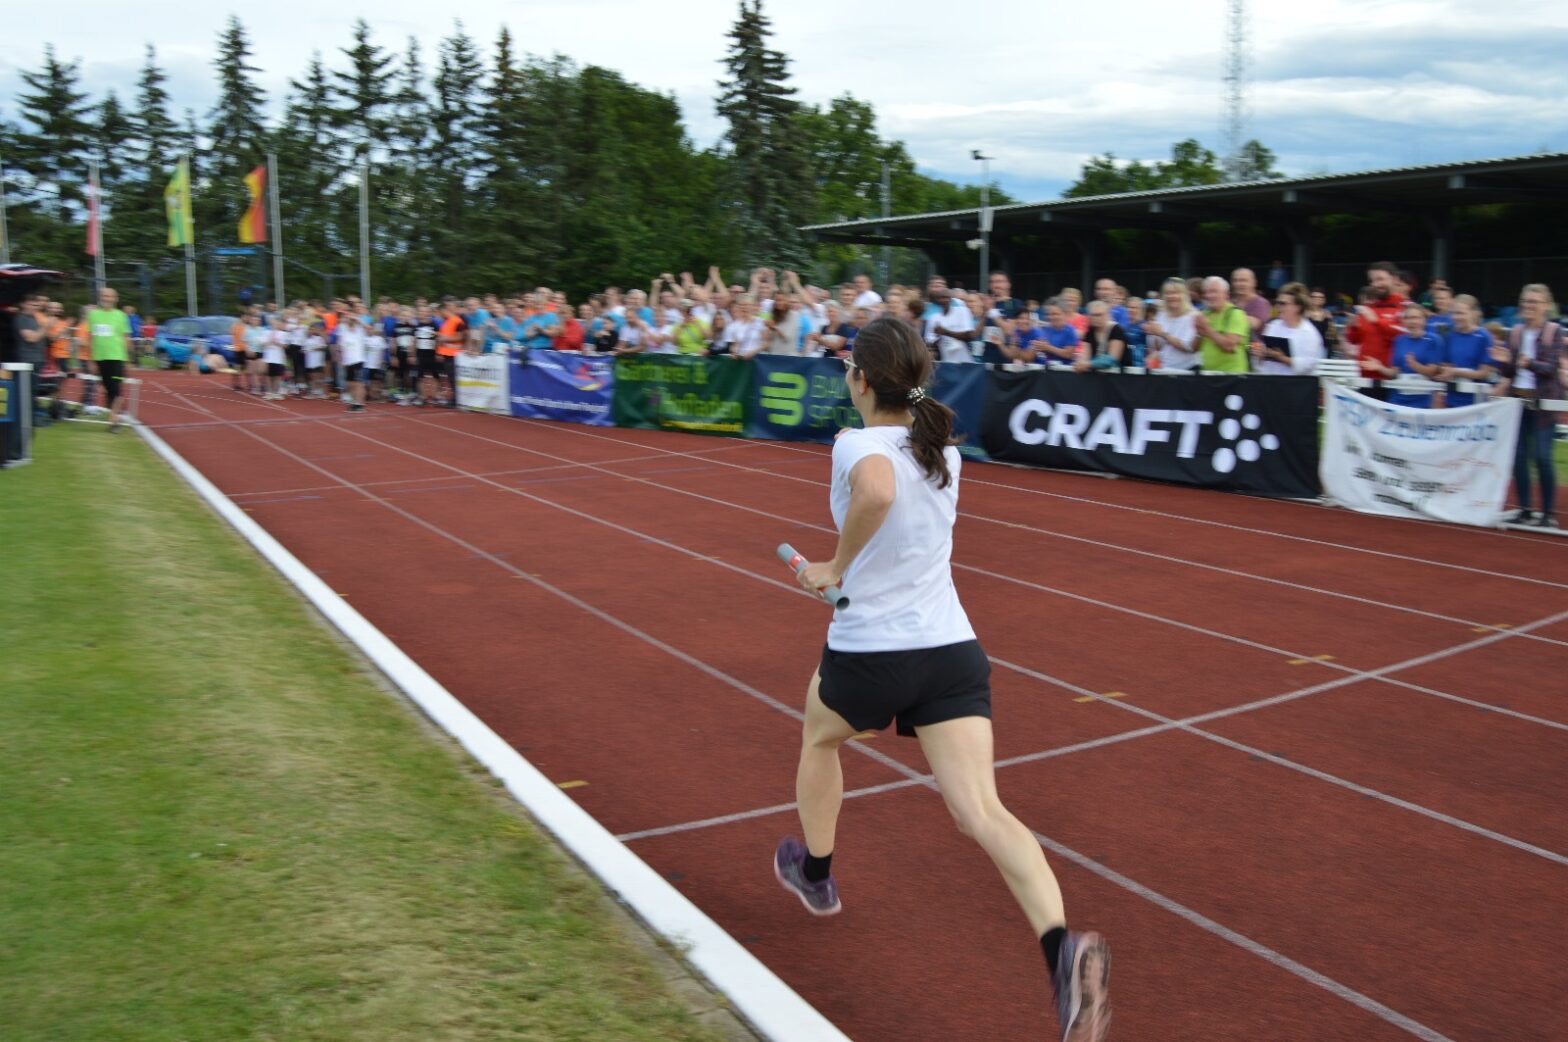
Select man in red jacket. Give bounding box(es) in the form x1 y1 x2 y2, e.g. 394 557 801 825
1346 261 1406 377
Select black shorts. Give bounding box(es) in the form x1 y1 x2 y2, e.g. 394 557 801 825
417 351 440 378
818 639 992 737
267 362 286 377
96 358 125 405
344 362 364 381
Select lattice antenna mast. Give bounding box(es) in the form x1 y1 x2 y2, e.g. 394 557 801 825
1222 0 1250 181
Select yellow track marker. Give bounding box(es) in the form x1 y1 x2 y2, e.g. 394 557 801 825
1074 691 1128 704
1470 622 1512 632
852 730 878 740
557 780 588 790
1287 654 1334 665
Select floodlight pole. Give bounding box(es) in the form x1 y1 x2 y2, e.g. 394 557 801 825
972 150 994 290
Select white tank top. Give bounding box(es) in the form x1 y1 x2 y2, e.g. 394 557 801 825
825 425 975 652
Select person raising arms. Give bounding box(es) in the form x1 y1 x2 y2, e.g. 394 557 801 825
776 317 1111 1042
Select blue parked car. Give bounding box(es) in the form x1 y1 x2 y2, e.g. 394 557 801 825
156 316 241 370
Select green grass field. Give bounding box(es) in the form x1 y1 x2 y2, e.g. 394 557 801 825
0 425 736 1042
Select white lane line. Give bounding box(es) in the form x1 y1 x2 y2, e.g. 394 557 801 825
990 647 1568 868
620 612 1568 855
385 411 1568 732
449 415 1568 636
170 403 1463 1042
760 435 1568 566
324 414 1568 865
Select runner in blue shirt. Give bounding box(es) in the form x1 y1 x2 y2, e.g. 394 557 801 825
1435 294 1495 407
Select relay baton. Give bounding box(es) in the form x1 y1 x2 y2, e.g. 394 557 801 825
777 543 850 610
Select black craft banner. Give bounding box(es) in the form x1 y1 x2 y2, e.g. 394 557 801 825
980 370 1320 497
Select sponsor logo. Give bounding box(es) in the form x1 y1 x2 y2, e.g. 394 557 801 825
760 371 806 425
1008 393 1281 475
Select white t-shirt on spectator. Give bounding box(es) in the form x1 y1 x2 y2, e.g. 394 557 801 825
617 325 645 352
1515 328 1539 391
263 330 286 365
1154 310 1199 371
338 322 366 367
1258 318 1324 375
826 425 975 652
652 323 679 354
691 304 716 324
304 335 326 370
727 318 765 358
929 300 975 363
365 334 387 369
853 289 883 310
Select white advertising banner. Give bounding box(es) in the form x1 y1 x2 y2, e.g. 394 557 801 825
1321 384 1523 526
455 353 509 414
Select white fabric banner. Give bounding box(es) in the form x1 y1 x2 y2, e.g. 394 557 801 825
455 353 509 414
1321 384 1522 526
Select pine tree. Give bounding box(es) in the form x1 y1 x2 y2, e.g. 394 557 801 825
470 26 547 287
279 53 346 266
380 37 433 287
716 0 813 268
333 19 397 164
429 22 484 281
93 91 135 189
206 15 269 244
13 45 94 223
389 37 430 165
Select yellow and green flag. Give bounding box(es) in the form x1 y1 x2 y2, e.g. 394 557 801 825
164 158 194 247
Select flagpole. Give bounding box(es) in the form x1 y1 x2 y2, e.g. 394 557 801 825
89 157 107 293
358 160 370 303
0 153 11 265
267 153 284 306
182 157 197 316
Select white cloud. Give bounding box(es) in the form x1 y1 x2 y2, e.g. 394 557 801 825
3 0 1565 203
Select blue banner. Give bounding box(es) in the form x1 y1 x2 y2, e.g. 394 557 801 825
748 355 859 443
932 362 988 460
509 350 615 426
746 356 989 458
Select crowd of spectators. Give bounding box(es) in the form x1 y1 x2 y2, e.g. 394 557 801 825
17 262 1563 524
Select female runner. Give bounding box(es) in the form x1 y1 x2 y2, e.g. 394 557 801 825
775 316 1111 1041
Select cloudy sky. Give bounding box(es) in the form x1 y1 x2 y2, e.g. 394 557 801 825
6 0 1567 202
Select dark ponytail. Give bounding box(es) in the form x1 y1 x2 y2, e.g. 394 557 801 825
849 317 960 488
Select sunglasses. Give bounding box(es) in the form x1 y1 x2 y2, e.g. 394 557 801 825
842 355 859 374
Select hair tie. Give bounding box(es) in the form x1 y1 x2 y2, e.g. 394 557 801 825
907 387 927 404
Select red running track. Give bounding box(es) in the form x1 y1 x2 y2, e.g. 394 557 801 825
135 372 1568 1042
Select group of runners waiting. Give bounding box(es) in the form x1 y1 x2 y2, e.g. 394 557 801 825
218 297 472 412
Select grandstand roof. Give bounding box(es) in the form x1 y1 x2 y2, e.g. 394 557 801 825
803 151 1568 245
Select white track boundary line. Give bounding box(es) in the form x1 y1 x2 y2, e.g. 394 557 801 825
145 411 1460 1042
377 412 1568 732
135 419 851 1042
315 414 1568 865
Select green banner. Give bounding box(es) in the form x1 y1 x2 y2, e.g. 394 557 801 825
612 355 751 435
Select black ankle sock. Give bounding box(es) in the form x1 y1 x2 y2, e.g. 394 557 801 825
802 851 833 883
1041 927 1067 975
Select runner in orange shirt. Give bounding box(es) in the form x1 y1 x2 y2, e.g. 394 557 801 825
435 299 467 408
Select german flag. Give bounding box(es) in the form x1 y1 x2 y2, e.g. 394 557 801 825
239 165 266 244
